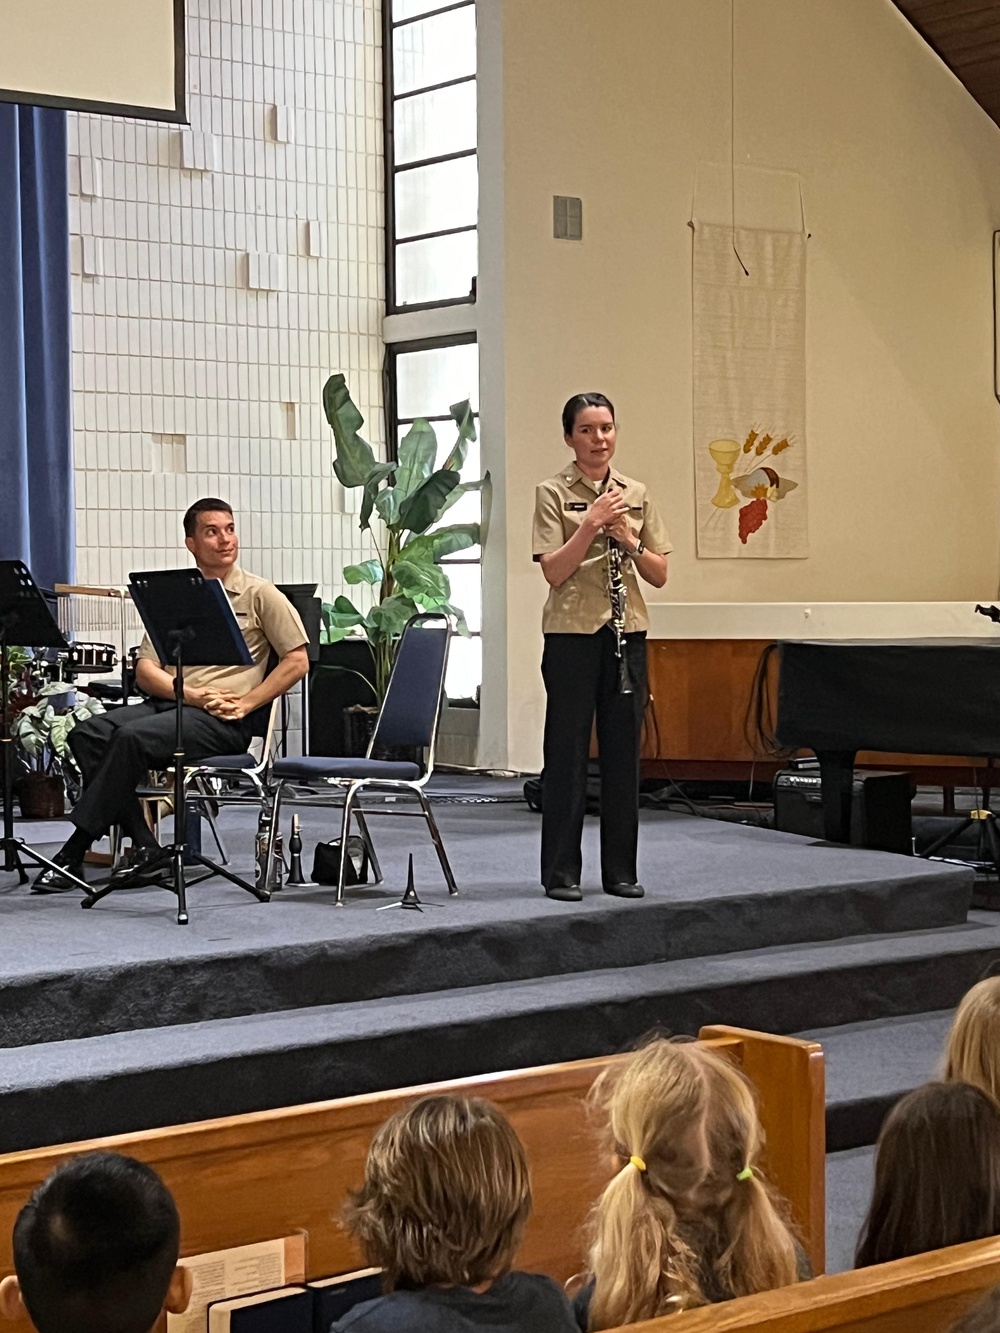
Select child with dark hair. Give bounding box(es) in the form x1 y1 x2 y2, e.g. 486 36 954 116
0 1151 191 1333
332 1095 578 1332
855 1082 1000 1267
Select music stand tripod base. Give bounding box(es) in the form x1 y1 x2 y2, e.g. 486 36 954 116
922 805 1000 881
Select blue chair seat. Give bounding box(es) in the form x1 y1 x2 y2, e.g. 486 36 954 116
195 753 257 770
271 755 421 782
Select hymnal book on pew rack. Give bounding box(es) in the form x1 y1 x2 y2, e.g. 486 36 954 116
208 1287 312 1333
168 1235 307 1333
307 1269 383 1332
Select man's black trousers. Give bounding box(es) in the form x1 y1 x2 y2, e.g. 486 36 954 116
540 627 647 890
68 701 252 840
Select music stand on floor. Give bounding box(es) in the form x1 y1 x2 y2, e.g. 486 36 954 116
81 568 271 925
0 561 87 891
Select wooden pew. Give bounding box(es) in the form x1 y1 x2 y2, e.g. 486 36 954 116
616 1236 1000 1333
0 1026 823 1303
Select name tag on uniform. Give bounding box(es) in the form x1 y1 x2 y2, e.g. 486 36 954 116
564 502 588 511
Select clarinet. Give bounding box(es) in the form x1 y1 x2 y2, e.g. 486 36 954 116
602 479 633 695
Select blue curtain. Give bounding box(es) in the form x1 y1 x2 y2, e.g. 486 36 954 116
0 104 72 592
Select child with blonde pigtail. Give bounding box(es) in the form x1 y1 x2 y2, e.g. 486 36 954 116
576 1039 805 1331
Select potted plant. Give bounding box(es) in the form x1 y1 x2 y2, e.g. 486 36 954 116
320 374 489 751
11 684 106 819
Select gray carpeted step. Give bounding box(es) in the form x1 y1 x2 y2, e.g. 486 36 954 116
4 922 1000 1152
797 1010 954 1152
2 805 973 1049
826 1146 875 1274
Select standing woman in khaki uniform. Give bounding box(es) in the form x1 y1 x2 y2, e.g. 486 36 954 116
532 394 672 902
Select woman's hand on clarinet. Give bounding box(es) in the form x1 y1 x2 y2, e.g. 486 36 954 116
603 513 633 545
586 489 628 533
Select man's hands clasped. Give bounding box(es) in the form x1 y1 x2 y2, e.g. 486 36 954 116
184 684 249 721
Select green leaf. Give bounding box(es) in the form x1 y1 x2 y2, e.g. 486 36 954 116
344 559 383 586
391 559 451 605
398 469 461 535
400 524 480 564
442 400 477 473
375 485 403 528
360 462 396 530
321 597 366 638
395 419 438 501
437 601 471 637
369 594 419 640
323 374 378 488
437 471 491 523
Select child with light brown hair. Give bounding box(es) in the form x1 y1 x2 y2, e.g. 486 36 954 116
945 974 1000 1105
331 1094 578 1333
576 1039 804 1330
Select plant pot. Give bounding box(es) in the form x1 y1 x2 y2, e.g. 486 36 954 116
343 704 379 758
18 774 65 819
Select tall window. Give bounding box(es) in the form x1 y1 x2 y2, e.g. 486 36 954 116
388 336 481 701
384 0 481 703
385 0 478 311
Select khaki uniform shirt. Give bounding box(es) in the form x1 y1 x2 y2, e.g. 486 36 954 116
533 463 672 635
137 566 308 695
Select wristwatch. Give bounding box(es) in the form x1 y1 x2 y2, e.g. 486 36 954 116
632 539 645 557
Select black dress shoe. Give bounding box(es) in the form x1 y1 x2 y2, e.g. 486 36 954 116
603 882 645 899
32 862 85 894
544 883 582 902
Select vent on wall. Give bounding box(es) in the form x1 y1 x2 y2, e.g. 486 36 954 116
150 434 187 474
553 195 583 240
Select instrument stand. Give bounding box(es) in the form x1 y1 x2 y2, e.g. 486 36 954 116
0 564 90 893
376 853 440 912
82 569 270 925
920 784 1000 880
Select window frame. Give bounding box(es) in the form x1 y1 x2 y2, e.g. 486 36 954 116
384 332 482 699
383 0 478 314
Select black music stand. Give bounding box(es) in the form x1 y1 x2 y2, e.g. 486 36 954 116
81 569 270 925
0 562 85 890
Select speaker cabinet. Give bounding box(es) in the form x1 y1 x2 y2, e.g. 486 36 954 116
774 769 914 854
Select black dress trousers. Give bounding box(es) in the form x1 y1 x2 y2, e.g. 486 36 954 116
68 700 252 839
540 626 647 889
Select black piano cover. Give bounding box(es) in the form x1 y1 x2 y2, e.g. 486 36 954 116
775 639 1000 757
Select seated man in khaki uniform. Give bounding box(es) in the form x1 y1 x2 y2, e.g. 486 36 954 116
34 498 309 891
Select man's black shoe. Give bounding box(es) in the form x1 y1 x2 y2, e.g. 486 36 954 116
32 862 85 894
603 882 645 899
544 883 582 902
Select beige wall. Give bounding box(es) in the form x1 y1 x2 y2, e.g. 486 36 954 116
480 0 1000 771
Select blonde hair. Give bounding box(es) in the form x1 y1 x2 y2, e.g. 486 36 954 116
945 976 1000 1105
344 1095 531 1291
585 1041 800 1330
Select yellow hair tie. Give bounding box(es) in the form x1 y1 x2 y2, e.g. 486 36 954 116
736 1165 754 1182
629 1155 647 1173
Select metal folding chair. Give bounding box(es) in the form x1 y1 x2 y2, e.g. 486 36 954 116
264 613 457 904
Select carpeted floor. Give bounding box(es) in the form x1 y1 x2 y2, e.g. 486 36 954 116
0 786 986 1270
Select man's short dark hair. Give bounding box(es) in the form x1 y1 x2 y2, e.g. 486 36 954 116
13 1151 181 1333
183 497 234 538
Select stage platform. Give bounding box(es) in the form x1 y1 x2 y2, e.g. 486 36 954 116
0 784 992 1153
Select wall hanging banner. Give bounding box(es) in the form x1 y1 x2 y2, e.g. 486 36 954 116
692 222 807 558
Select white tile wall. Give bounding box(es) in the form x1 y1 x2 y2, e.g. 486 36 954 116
68 0 385 602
